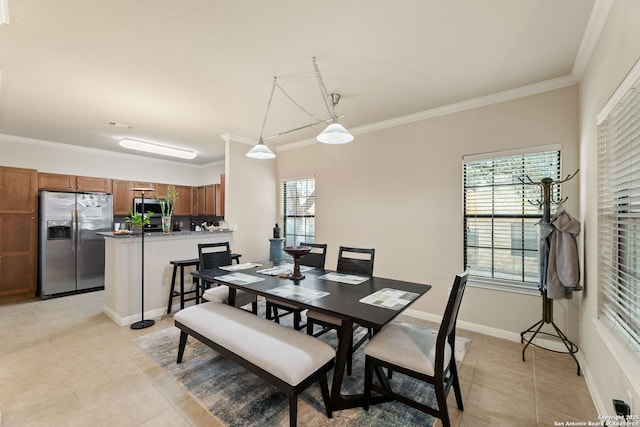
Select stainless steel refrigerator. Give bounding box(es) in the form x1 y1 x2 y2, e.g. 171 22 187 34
39 191 113 298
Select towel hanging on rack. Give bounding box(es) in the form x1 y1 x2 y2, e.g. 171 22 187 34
547 205 582 299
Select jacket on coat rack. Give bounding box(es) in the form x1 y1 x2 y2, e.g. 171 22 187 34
546 205 582 299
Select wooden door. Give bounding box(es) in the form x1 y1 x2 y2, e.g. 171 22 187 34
0 215 37 299
0 167 37 301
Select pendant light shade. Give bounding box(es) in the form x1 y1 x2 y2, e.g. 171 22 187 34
316 122 354 144
246 140 275 159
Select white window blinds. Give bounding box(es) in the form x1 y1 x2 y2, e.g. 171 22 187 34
598 69 640 348
283 177 315 247
464 149 561 290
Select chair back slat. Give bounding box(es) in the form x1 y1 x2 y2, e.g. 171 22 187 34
336 246 375 277
198 242 232 270
299 242 328 269
436 268 470 369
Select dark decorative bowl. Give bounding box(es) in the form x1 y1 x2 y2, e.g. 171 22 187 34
283 246 311 280
283 246 312 258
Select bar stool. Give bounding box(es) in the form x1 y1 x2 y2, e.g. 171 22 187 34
167 258 200 314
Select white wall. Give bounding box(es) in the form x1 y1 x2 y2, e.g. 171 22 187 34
277 85 580 340
0 133 221 186
224 138 278 262
578 0 640 415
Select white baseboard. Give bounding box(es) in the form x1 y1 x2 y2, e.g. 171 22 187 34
102 305 168 327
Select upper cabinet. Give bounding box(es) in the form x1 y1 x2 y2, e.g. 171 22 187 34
38 173 112 193
194 183 223 216
112 180 193 216
171 185 193 216
0 167 38 214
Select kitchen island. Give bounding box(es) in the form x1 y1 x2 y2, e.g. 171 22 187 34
100 230 234 326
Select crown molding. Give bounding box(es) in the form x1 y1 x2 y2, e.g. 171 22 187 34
572 0 614 81
278 74 578 152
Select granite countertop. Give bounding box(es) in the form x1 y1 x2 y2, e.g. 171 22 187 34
98 230 233 239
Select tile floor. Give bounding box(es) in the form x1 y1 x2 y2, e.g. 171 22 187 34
0 291 598 426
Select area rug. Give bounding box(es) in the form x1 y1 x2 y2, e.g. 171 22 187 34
133 303 470 427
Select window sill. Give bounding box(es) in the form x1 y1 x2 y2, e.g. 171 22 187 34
467 276 541 296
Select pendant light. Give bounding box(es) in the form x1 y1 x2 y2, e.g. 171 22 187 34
313 58 354 144
246 77 277 159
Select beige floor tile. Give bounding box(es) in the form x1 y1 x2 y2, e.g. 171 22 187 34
2 391 90 427
138 407 192 427
0 290 598 426
464 382 538 427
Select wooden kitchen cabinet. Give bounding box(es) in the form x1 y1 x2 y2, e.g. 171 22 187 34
171 185 193 216
38 172 112 193
112 179 135 215
0 166 37 301
194 184 216 216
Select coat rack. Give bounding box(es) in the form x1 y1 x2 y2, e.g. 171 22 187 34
518 170 581 375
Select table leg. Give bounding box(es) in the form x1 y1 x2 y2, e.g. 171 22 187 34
330 320 393 411
228 287 237 307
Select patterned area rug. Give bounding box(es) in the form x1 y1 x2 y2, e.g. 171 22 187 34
133 303 470 427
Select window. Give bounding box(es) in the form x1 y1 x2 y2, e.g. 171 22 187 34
282 177 315 247
463 148 561 293
597 66 640 349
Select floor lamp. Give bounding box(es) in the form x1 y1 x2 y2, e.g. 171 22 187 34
130 187 155 330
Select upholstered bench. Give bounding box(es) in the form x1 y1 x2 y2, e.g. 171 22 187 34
174 302 335 427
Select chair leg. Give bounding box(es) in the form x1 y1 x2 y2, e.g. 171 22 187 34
167 264 178 314
289 394 298 427
435 381 451 427
179 265 186 310
450 362 464 410
176 331 188 363
363 356 373 411
346 333 353 376
318 373 332 418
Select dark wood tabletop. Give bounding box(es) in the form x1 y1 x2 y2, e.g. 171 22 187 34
191 259 431 410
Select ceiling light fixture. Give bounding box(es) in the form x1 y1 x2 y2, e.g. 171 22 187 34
313 58 353 144
119 138 197 160
246 77 277 159
247 57 353 158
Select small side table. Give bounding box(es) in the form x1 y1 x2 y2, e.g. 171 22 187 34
269 238 285 261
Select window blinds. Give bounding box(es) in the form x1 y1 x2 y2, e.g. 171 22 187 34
283 178 316 247
464 150 561 287
598 74 640 347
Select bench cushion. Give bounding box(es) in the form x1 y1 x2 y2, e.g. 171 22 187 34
174 302 335 386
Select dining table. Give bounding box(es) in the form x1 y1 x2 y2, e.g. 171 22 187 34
191 259 431 411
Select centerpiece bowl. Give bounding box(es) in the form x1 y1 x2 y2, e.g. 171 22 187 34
283 246 311 280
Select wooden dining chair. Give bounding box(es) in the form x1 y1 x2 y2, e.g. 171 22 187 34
266 242 328 330
306 246 375 375
198 242 258 314
363 268 470 427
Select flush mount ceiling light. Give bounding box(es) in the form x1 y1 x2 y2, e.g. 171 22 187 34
119 138 197 160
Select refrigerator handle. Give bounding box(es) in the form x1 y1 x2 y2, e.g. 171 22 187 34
72 208 78 251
